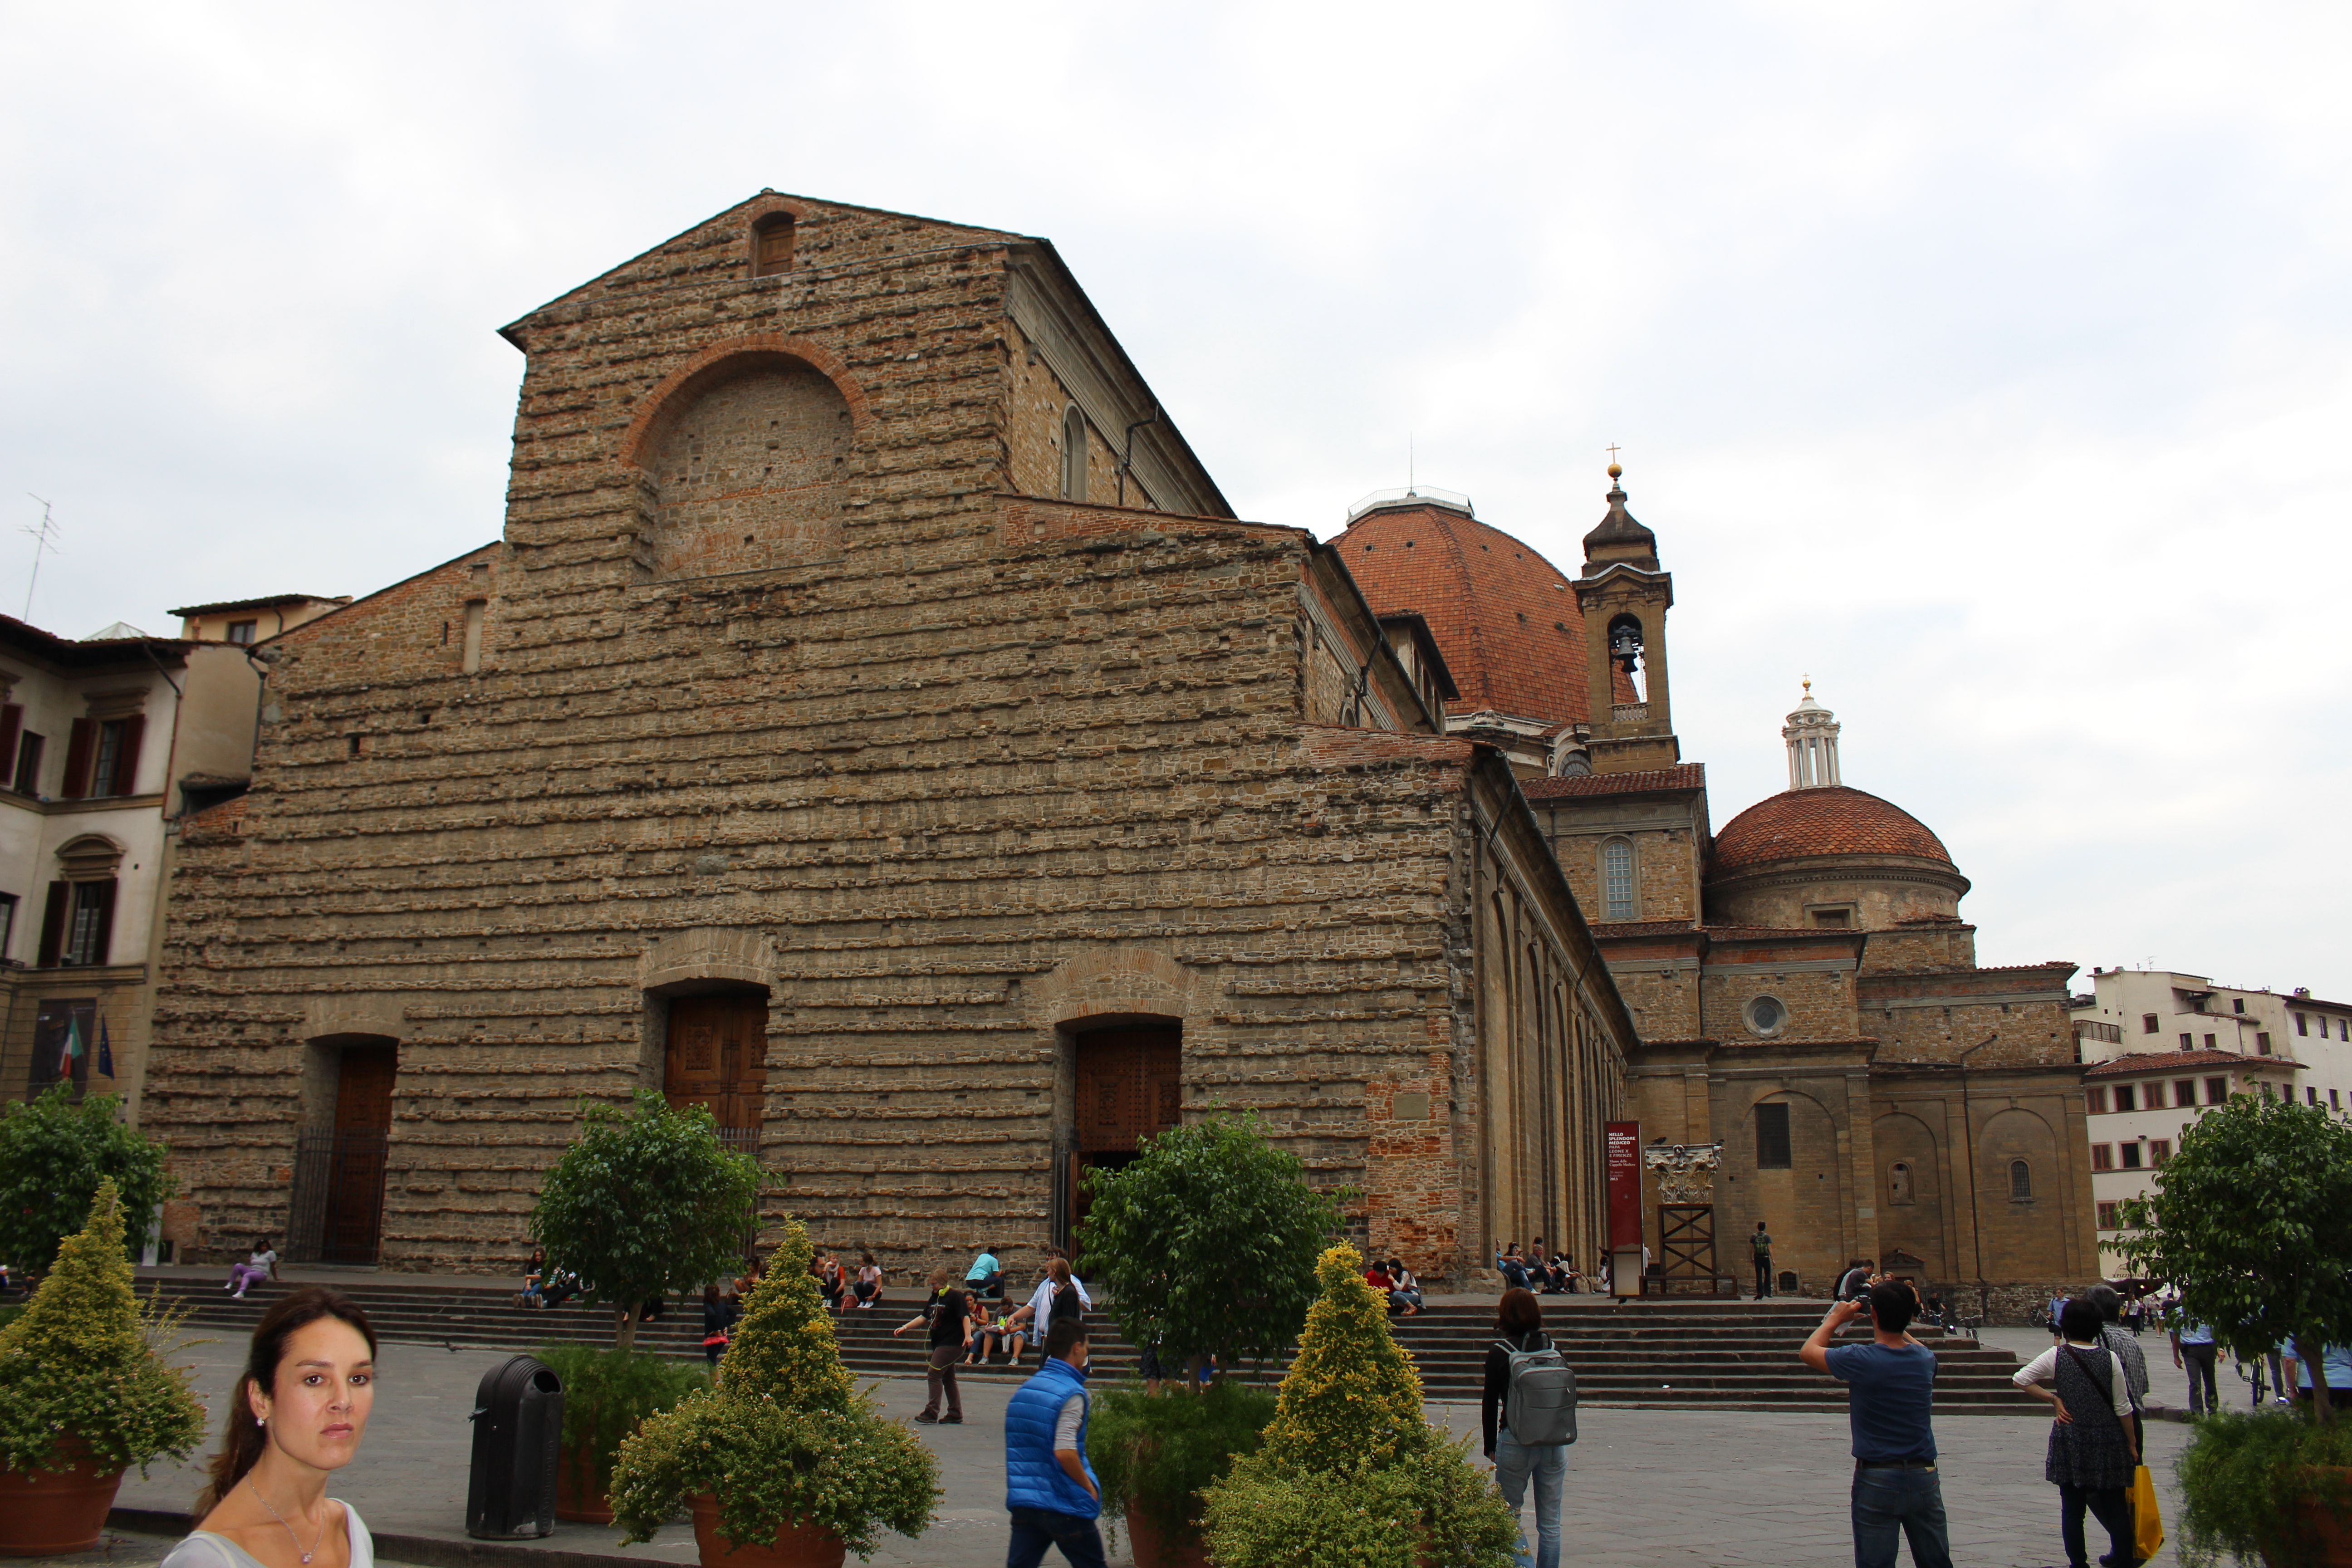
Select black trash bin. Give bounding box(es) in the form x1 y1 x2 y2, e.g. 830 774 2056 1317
466 1354 564 1539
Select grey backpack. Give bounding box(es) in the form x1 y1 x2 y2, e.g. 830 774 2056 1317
1497 1338 1578 1446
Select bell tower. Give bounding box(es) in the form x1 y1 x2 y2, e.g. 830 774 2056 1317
1574 463 1680 774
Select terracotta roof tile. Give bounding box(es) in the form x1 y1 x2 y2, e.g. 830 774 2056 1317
1338 503 1592 727
1524 765 1705 800
1711 786 1953 874
2086 1049 2301 1076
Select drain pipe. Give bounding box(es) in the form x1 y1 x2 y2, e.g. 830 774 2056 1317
1116 404 1159 507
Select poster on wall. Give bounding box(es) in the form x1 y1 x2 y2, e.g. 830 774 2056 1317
1606 1120 1642 1249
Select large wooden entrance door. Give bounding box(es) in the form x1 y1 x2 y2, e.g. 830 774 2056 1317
665 995 768 1133
321 1045 396 1264
1068 1026 1182 1256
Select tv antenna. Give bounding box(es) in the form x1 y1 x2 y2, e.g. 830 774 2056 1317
20 496 59 622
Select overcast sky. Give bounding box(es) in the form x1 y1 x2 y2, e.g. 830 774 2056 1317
4 3 2347 996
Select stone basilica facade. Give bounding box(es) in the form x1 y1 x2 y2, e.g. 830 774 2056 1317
145 192 2095 1307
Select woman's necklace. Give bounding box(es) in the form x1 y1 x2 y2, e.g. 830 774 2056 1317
247 1478 327 1565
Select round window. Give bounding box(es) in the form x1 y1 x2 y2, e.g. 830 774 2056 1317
1745 995 1788 1038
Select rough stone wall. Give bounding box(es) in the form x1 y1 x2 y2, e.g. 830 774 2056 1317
1858 963 2079 1068
142 193 1635 1284
1004 321 1123 506
1541 815 1702 924
1699 955 1859 1043
1858 923 1979 974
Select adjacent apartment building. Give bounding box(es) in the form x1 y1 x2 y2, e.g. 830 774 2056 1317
0 597 342 1114
2070 966 2350 1274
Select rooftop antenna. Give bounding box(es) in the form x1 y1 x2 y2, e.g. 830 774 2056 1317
1407 432 1416 497
20 496 59 622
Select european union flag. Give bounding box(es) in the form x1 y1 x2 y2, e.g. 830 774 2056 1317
98 1016 113 1078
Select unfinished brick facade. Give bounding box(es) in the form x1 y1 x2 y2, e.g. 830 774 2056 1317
142 193 1633 1284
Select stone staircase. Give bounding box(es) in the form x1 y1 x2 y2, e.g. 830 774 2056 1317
137 1274 2036 1414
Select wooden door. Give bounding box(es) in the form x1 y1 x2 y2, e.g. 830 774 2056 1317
1073 1027 1182 1157
1069 1027 1182 1258
323 1045 396 1264
666 995 767 1131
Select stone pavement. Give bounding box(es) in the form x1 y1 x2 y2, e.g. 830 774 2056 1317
97 1333 2199 1568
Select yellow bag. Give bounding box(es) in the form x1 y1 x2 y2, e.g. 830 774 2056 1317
2131 1463 2165 1560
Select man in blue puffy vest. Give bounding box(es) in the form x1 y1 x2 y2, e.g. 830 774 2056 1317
1003 1316 1104 1568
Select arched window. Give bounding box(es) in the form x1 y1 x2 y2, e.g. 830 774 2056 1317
752 214 794 278
1600 838 1635 921
2009 1159 2033 1200
1060 405 1088 502
1887 1161 1914 1205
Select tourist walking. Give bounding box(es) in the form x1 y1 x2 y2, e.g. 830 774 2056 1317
166 1288 380 1568
2169 1308 2220 1414
2013 1298 2140 1568
1002 1318 1105 1568
1751 1222 1774 1299
1007 1256 1090 1364
1482 1286 1574 1568
1799 1280 1953 1568
1834 1258 1875 1303
225 1237 279 1300
2087 1284 2149 1450
896 1269 973 1423
701 1284 738 1367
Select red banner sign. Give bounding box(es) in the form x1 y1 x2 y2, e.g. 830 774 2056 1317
1606 1121 1643 1249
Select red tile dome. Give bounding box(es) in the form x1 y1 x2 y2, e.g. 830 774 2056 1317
1710 786 1953 874
1339 500 1600 726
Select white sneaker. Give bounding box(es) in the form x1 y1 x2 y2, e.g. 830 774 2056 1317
232 1291 245 1299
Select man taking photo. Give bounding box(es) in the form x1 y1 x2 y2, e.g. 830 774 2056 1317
1003 1317 1104 1568
1800 1280 1952 1568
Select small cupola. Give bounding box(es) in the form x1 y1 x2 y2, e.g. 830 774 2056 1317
1783 680 1842 789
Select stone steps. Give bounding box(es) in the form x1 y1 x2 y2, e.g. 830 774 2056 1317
136 1276 2037 1413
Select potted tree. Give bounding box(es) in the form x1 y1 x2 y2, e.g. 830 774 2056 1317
2119 1093 2352 1566
0 1086 174 1281
0 1179 206 1556
529 1091 761 1519
1078 1112 1337 1565
1198 1242 1518 1568
608 1217 938 1567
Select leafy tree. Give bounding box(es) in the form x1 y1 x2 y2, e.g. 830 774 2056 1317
530 1091 763 1352
0 1086 173 1276
1075 1111 1347 1380
1255 1243 1428 1473
2117 1092 2352 1420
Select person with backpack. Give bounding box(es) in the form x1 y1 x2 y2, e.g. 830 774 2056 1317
1481 1286 1576 1568
1800 1279 1953 1568
2013 1297 2140 1568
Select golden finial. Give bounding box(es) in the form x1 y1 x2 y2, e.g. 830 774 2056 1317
1606 444 1622 481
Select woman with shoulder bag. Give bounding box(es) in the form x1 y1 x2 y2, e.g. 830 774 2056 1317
2013 1297 2141 1568
1482 1287 1573 1568
701 1284 738 1367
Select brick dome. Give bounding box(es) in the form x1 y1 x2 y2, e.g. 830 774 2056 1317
1710 785 1953 874
1340 500 1604 726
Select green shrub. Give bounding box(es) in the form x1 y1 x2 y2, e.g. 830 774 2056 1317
0 1087 172 1276
0 1179 206 1476
2176 1407 2352 1567
1200 1444 1520 1568
1200 1243 1515 1568
607 1216 939 1556
532 1344 706 1498
1088 1378 1276 1545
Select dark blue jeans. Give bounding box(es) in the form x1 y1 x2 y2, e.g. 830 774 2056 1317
1007 1506 1107 1568
1851 1466 1953 1568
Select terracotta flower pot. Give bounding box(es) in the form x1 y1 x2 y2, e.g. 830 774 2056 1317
2262 1467 2352 1568
688 1493 846 1568
0 1440 125 1558
553 1442 614 1525
1125 1499 1211 1568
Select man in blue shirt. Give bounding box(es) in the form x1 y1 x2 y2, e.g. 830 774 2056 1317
1800 1280 1953 1568
2169 1308 2219 1414
1003 1317 1103 1568
2288 1338 2352 1413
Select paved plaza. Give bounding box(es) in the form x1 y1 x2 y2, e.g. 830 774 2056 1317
77 1325 2225 1568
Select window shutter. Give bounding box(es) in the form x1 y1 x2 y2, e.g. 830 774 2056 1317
88 879 117 966
109 715 145 796
0 706 20 785
36 881 67 967
61 718 93 799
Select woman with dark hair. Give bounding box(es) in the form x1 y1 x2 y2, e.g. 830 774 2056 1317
165 1286 379 1568
2013 1296 2141 1568
1481 1286 1568 1568
225 1237 278 1300
701 1283 738 1367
